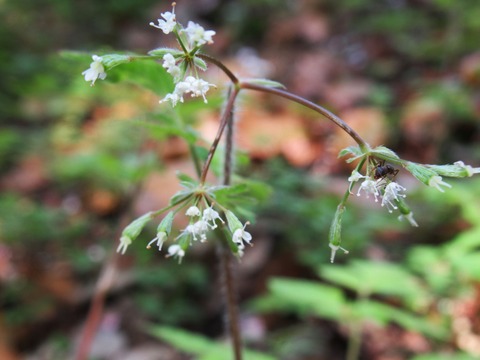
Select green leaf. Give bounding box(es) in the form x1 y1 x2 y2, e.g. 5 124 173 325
321 260 427 304
169 189 194 206
370 145 401 163
338 146 365 163
267 277 346 320
106 58 173 94
193 56 208 71
149 326 275 360
211 179 272 219
139 120 198 144
351 300 448 339
148 47 184 58
100 54 134 70
412 352 478 360
242 78 286 89
176 171 199 188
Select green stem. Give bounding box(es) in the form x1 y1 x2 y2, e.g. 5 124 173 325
346 320 362 360
217 243 243 360
240 82 369 151
346 293 368 360
197 53 239 85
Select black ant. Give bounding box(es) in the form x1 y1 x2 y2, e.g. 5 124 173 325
373 160 398 180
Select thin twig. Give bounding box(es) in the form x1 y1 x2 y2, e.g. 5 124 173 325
240 82 369 151
200 86 239 185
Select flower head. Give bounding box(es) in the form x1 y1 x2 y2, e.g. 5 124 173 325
381 181 407 213
184 21 216 46
398 212 419 227
150 9 176 34
232 222 252 249
116 235 131 255
186 205 201 217
329 243 349 263
357 179 381 202
82 55 107 86
428 175 452 193
166 244 185 263
203 206 224 230
147 231 167 251
348 170 366 184
189 77 215 103
162 53 182 81
454 161 480 177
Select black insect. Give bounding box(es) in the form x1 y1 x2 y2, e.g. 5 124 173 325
373 161 399 180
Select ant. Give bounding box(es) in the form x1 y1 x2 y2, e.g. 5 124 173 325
373 160 398 180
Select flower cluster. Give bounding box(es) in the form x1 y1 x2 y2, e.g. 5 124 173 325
81 3 217 105
348 166 417 227
116 192 252 263
150 4 217 107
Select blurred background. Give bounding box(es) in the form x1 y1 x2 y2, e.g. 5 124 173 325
2 0 480 359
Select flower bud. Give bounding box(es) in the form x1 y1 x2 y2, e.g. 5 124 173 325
395 197 418 227
117 212 153 254
405 162 451 192
427 161 480 178
328 204 349 263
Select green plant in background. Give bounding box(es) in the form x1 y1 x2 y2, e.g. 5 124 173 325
74 2 480 360
252 181 480 359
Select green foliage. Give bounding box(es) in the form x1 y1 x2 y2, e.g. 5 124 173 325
0 194 86 245
149 326 275 360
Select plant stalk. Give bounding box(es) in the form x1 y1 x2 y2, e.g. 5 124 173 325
199 86 239 185
240 82 369 151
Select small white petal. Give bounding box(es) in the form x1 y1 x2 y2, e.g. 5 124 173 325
428 175 452 193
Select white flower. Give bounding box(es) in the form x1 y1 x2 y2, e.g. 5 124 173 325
381 182 407 213
150 10 176 34
348 170 366 183
203 206 224 229
232 222 252 249
160 92 182 107
146 231 167 251
189 77 215 103
398 212 419 227
166 244 185 263
82 55 107 86
184 21 216 46
329 243 349 263
454 161 480 177
162 53 181 81
116 235 131 255
193 220 209 242
357 179 381 202
186 206 201 217
162 76 215 106
428 175 452 193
